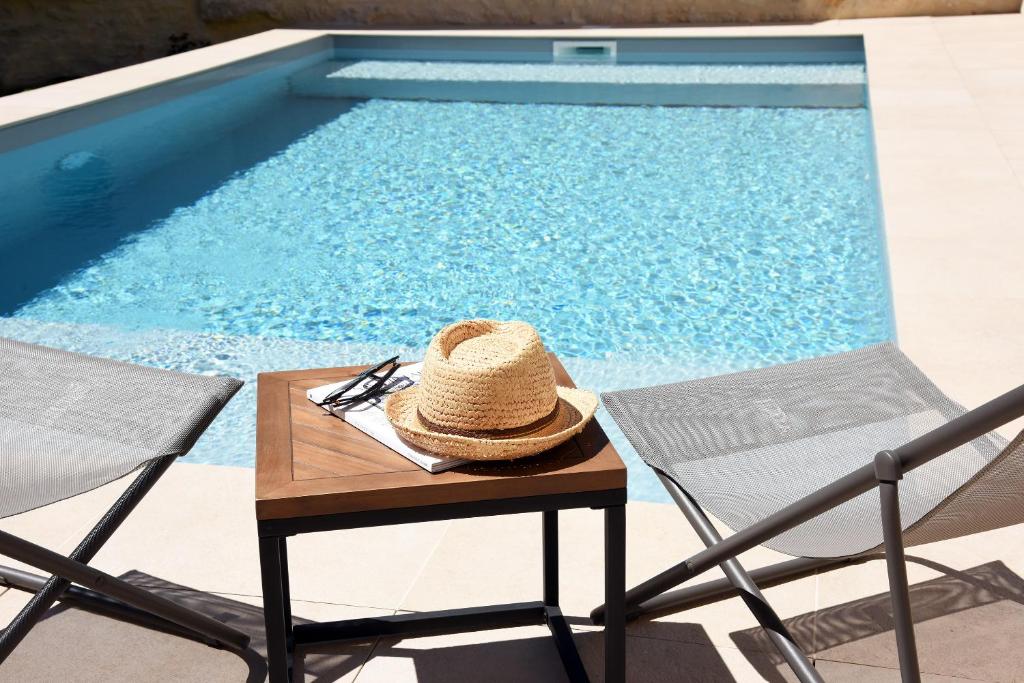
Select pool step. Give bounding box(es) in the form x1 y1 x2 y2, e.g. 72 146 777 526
289 60 866 108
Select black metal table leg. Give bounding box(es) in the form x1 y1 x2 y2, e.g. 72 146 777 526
541 509 588 682
543 510 558 606
259 491 625 683
605 505 626 683
279 537 293 636
260 535 292 683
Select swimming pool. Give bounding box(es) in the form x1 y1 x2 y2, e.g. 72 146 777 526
0 37 893 502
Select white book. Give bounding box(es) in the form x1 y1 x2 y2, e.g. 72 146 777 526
306 362 470 474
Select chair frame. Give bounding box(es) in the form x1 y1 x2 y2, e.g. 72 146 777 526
0 455 251 664
592 382 1024 683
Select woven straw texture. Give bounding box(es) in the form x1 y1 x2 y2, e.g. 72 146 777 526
0 337 242 519
386 320 597 460
603 342 1023 558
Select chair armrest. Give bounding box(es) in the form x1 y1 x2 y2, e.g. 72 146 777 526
897 382 1024 473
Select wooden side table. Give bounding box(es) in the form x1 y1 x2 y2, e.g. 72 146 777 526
255 354 627 682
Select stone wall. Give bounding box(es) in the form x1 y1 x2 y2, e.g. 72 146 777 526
1 0 1020 94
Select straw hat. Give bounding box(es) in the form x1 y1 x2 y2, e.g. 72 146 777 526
385 320 598 461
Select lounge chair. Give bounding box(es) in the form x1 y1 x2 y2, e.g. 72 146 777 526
0 337 250 663
590 342 1024 683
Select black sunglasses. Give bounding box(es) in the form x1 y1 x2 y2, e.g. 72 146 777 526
317 355 400 408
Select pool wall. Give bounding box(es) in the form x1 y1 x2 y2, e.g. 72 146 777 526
330 35 865 63
309 36 867 107
861 73 899 348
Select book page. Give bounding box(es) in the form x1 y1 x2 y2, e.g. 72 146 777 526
307 363 469 473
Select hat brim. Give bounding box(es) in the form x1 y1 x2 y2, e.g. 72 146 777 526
384 386 599 461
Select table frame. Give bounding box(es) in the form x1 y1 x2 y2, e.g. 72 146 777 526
258 488 626 683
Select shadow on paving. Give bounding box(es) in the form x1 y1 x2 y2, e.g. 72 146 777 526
11 561 1024 681
731 559 1024 682
367 621 740 682
0 573 774 683
0 570 368 683
0 570 748 682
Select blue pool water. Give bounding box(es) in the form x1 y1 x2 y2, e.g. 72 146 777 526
0 57 892 502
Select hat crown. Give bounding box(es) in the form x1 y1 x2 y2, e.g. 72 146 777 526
417 320 558 432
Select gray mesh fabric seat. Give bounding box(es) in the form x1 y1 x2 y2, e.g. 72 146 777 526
591 342 1024 683
0 337 250 663
604 342 1023 558
1 337 241 519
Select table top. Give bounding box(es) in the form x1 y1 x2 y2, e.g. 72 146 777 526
255 354 626 521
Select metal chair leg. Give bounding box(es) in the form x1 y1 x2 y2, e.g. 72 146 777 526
0 565 224 646
0 457 177 661
663 476 823 683
877 451 921 683
0 456 248 661
0 528 250 652
629 556 856 619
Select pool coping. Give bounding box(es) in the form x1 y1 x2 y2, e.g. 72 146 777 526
1 15 1022 426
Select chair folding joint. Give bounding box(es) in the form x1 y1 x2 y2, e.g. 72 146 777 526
874 449 904 482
